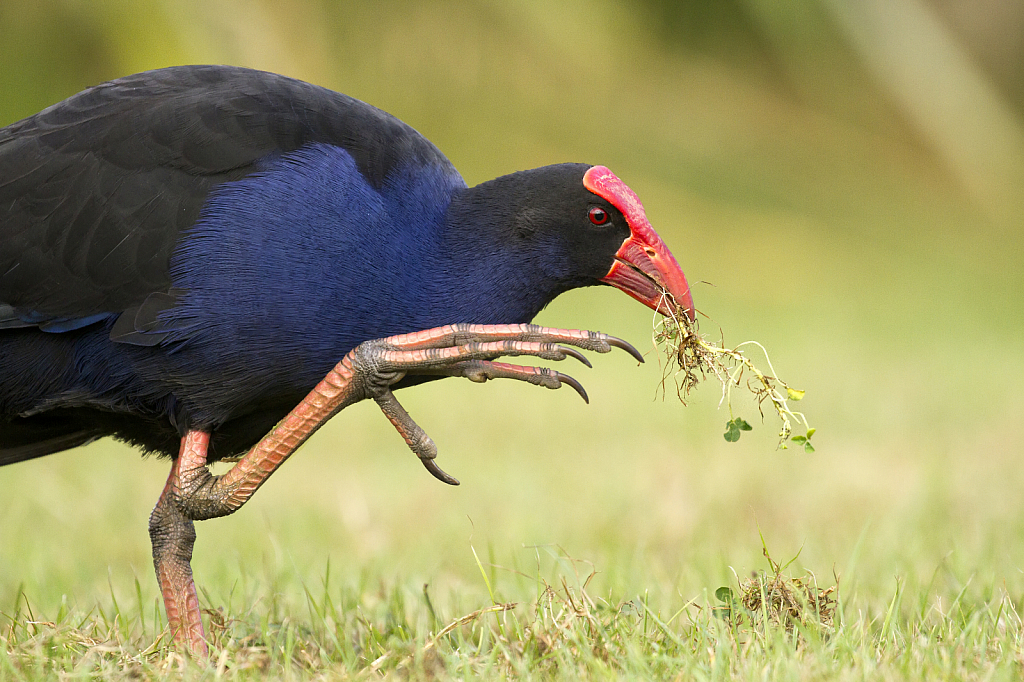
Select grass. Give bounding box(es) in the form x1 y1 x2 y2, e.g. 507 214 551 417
2 539 1023 679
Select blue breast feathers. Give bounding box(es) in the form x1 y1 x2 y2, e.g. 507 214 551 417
143 143 466 394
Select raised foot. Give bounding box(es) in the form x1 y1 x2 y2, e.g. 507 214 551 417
349 323 643 485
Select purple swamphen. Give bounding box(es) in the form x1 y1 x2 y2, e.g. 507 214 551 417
0 66 695 656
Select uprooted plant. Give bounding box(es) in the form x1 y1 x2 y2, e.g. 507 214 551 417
653 293 814 450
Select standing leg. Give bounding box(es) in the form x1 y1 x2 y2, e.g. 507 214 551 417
149 432 210 656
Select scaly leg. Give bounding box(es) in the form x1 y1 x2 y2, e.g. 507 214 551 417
149 323 642 656
149 433 208 656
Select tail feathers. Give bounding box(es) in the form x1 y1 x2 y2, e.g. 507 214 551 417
0 416 105 466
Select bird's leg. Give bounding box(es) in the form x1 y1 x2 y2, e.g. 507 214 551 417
149 322 640 655
149 360 366 656
149 431 212 658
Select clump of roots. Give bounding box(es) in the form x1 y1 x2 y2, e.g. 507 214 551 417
653 295 814 449
715 542 838 635
736 571 837 631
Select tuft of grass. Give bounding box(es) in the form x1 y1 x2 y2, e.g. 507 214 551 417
714 535 837 637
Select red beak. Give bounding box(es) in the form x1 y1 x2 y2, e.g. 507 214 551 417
584 166 695 321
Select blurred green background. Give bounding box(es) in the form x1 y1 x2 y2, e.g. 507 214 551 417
1 0 1023 631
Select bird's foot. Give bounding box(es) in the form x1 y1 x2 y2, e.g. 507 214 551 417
347 322 643 484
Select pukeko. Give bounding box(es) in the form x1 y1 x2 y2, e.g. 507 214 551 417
0 65 695 656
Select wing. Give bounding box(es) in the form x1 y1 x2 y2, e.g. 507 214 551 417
0 65 455 343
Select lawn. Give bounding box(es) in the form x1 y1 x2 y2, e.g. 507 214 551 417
2 1 1023 679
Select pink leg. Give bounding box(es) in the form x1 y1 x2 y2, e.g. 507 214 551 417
149 432 211 657
148 322 641 655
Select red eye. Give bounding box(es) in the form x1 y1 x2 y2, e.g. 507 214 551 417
588 207 609 225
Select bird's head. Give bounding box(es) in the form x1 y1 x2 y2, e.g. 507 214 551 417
581 164 694 321
451 163 694 322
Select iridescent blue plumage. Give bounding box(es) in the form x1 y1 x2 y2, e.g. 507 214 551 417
1 67 635 463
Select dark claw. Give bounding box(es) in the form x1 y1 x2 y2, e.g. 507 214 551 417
422 457 460 486
558 345 592 367
556 372 589 404
607 335 644 364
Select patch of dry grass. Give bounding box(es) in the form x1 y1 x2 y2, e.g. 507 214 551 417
714 540 837 637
